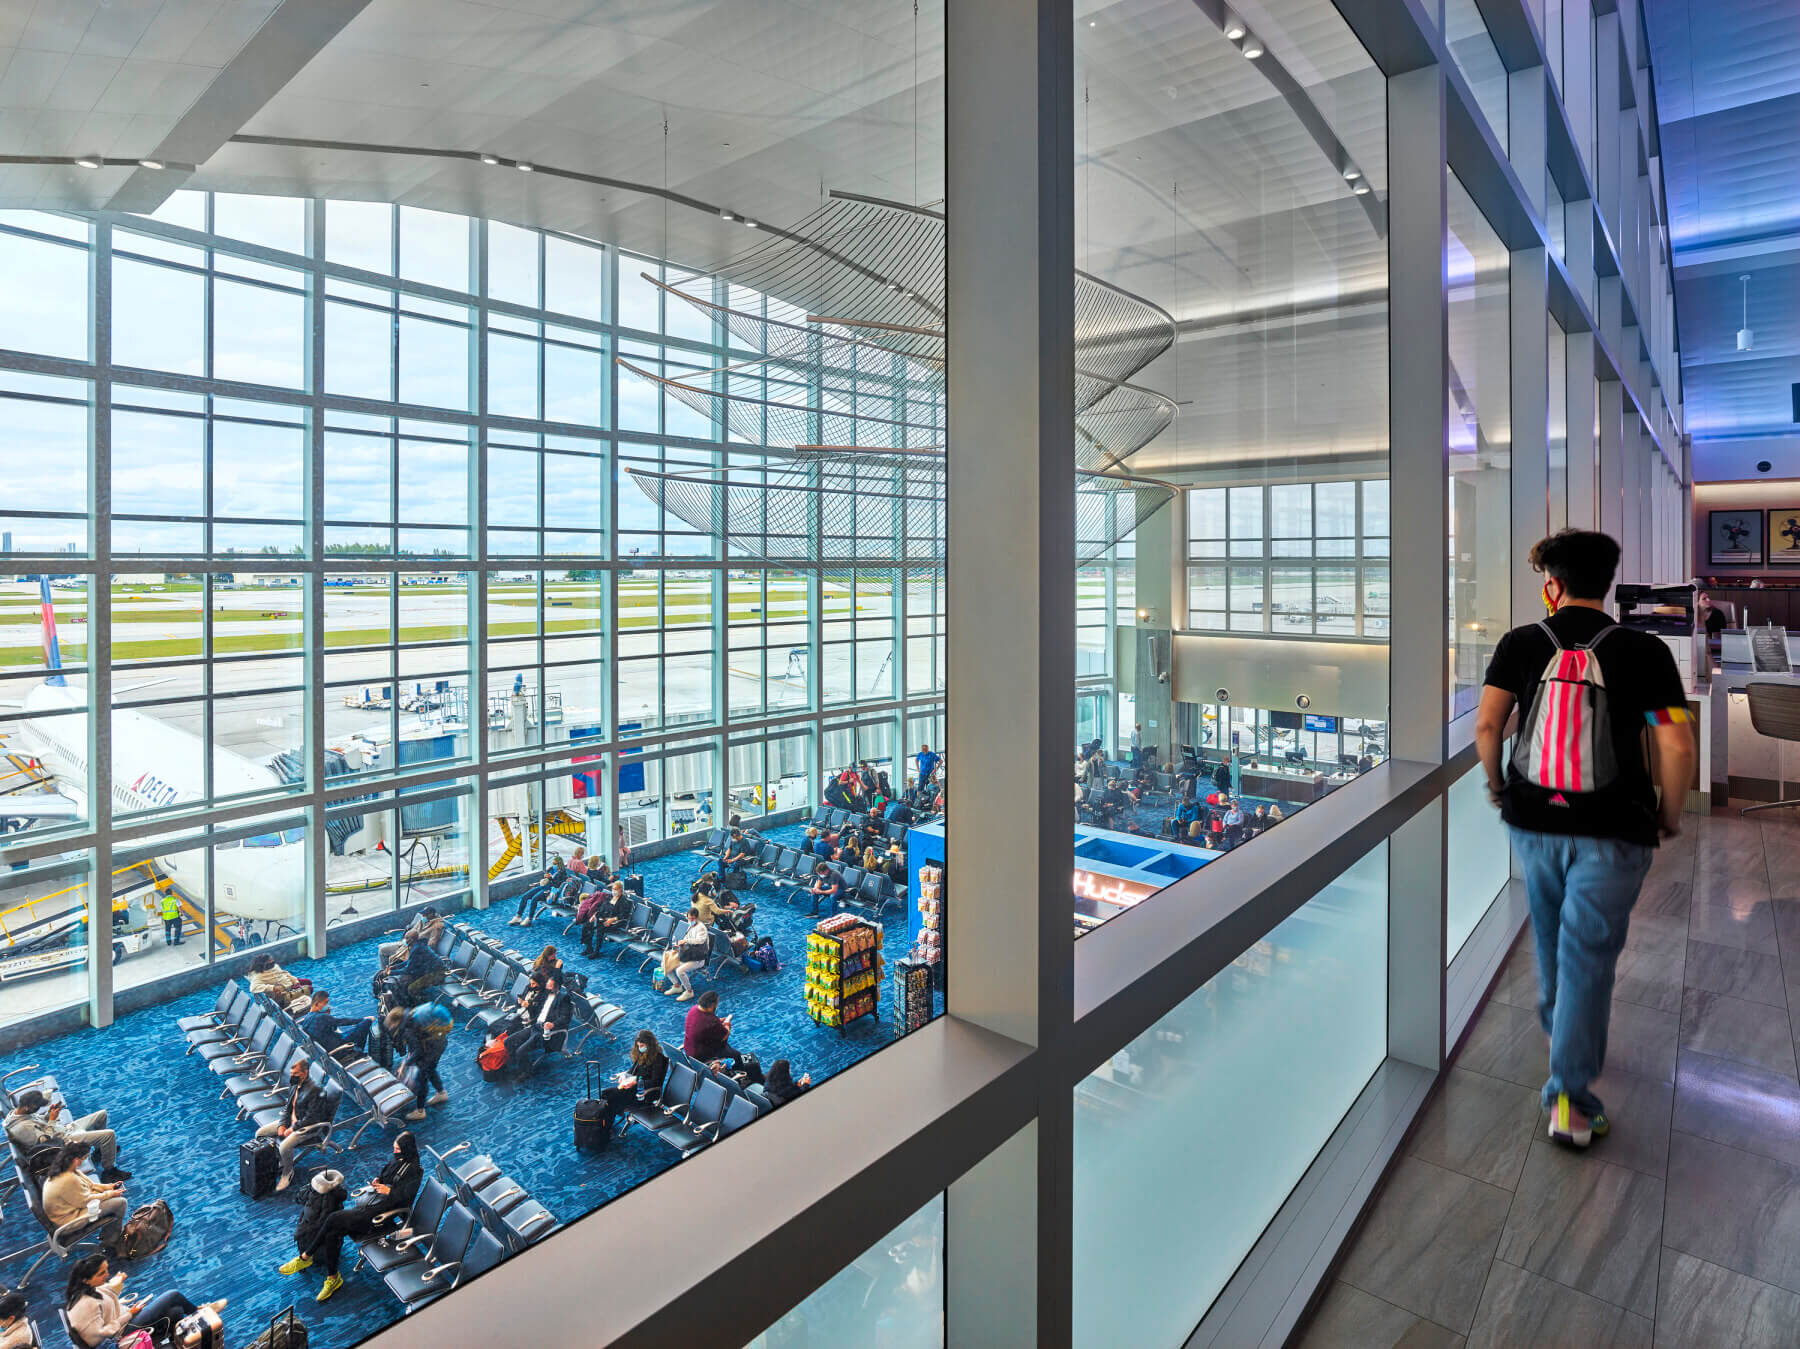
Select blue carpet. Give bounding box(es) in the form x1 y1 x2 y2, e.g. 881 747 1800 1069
3 825 933 1348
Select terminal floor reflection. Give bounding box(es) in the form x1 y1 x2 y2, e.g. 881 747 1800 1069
1300 807 1800 1348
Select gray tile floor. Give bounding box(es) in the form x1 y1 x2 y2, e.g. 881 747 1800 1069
1296 808 1800 1349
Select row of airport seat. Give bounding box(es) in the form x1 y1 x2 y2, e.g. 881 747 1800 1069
700 827 904 920
179 982 415 1150
431 921 626 1050
620 1047 774 1158
349 1141 555 1313
588 900 747 981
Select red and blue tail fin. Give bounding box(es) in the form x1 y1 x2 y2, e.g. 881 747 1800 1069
37 576 65 686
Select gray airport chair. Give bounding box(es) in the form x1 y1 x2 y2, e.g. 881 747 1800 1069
1742 680 1800 817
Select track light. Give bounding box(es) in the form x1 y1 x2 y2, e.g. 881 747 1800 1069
515 161 533 172
743 219 758 229
1223 17 1246 39
1343 165 1362 182
1240 35 1264 58
720 209 736 221
1351 180 1371 195
138 158 164 171
74 155 102 169
479 153 501 165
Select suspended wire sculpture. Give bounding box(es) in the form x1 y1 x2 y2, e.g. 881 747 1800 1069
617 191 1181 579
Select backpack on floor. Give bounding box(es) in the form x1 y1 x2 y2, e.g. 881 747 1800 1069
115 1198 173 1259
1510 621 1621 797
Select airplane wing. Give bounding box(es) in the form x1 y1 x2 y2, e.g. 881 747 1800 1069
0 793 83 821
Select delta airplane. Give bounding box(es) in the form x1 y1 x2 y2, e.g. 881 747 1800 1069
0 579 305 927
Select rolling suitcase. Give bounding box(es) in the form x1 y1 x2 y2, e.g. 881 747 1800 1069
574 1062 610 1152
240 1135 279 1198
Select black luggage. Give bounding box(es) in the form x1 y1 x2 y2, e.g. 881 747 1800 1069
240 1136 279 1198
574 1062 610 1152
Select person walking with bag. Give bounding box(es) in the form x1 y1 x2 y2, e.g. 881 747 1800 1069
1475 530 1696 1149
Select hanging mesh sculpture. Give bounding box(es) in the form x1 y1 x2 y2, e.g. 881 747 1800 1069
618 192 1180 573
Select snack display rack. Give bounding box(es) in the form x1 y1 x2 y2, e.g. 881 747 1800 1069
805 914 884 1031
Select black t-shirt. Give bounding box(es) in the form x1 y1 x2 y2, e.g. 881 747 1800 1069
1482 607 1688 846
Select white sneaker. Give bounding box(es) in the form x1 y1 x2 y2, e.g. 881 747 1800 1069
428 1091 449 1106
405 1108 427 1121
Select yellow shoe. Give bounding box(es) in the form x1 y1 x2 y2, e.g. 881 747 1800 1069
277 1255 312 1275
316 1273 343 1302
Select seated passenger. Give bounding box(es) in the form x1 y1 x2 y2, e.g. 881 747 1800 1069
64 1255 221 1349
587 855 615 888
683 989 744 1069
764 1058 812 1106
1249 804 1270 835
0 1290 30 1349
530 944 564 987
597 1031 670 1137
6 1088 129 1182
284 1168 346 1299
695 887 755 940
566 845 588 876
1267 802 1285 824
386 934 445 1007
577 881 632 957
301 989 373 1057
254 1056 335 1193
666 910 710 1003
282 1132 422 1302
378 905 443 964
43 1144 125 1251
491 978 569 1073
509 857 568 927
807 862 842 916
719 829 755 887
248 952 311 1010
883 844 908 886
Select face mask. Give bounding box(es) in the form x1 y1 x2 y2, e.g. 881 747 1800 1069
1542 581 1559 615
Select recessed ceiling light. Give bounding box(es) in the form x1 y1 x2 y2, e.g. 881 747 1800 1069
479 153 501 165
1089 18 1097 25
137 158 164 170
1241 36 1264 58
74 155 102 169
515 161 534 172
1224 18 1247 39
1343 166 1362 182
1351 180 1371 195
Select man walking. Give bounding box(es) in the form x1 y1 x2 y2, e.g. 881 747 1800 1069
1475 530 1695 1149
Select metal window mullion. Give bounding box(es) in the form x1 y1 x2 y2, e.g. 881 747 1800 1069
88 216 115 1027
1386 62 1451 1072
471 218 491 909
305 197 329 957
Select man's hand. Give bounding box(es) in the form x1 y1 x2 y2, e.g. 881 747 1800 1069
371 1180 390 1195
1486 779 1505 809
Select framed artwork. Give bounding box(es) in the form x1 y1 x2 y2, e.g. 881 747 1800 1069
1709 509 1764 565
1770 509 1800 564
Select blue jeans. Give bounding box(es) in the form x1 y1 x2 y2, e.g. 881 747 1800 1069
1510 828 1655 1117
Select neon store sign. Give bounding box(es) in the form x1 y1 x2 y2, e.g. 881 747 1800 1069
1073 869 1157 910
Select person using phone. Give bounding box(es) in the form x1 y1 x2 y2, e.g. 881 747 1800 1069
42 1143 127 1250
6 1089 129 1182
597 1031 669 1134
63 1253 223 1348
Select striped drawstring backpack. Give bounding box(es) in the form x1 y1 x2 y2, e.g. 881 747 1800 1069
1509 621 1620 799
